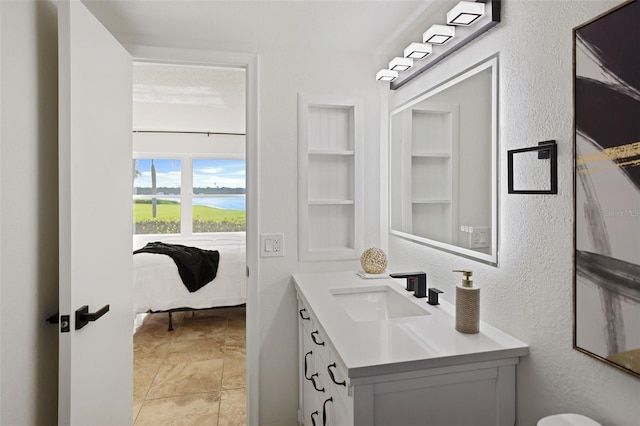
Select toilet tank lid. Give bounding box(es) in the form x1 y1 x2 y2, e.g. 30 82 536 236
538 414 602 426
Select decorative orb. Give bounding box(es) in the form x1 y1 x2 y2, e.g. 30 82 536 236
360 247 387 274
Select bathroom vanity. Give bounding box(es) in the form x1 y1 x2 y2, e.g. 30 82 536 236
293 271 528 426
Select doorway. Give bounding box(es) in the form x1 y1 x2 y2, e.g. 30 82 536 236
130 62 249 425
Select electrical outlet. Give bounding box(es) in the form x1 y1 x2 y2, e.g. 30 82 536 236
260 233 284 257
469 227 489 249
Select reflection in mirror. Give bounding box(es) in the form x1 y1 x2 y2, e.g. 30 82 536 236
390 56 498 265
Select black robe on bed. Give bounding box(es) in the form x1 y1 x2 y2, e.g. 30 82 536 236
133 242 220 292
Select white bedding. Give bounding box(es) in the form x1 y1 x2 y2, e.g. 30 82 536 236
132 233 246 314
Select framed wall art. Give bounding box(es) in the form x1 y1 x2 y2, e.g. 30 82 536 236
573 0 640 378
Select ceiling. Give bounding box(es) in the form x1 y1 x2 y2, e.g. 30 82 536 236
133 63 246 132
83 0 433 55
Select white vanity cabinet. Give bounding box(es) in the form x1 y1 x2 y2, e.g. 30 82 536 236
298 299 353 425
294 272 529 426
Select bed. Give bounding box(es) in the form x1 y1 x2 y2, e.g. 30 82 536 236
133 232 246 329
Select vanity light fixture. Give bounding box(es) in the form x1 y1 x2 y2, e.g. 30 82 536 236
423 24 455 45
404 43 432 59
389 57 414 71
447 1 485 26
375 0 500 88
376 69 398 82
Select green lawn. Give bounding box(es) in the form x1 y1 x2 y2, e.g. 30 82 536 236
133 200 245 233
133 202 244 221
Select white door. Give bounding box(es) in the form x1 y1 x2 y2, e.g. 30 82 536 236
58 1 133 423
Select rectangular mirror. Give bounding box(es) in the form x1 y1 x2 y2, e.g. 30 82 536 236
389 56 498 265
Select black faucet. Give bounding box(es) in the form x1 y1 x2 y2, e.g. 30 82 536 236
389 272 427 299
428 288 443 305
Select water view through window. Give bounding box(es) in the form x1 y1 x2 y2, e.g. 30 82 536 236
192 159 246 233
132 158 246 234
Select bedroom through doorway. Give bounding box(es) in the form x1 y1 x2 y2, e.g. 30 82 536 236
130 61 248 425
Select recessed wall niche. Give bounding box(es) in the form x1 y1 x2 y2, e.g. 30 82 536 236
298 95 364 261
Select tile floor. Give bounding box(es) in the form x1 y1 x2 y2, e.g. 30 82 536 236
133 306 246 425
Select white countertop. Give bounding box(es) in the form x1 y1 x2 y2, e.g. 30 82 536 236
293 271 529 380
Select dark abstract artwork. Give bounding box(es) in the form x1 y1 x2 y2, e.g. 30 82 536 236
574 0 640 378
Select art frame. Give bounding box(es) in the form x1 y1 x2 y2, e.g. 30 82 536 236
573 0 640 379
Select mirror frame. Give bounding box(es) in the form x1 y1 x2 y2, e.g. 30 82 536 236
388 55 499 266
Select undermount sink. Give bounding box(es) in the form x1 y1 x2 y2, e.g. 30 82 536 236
330 285 430 322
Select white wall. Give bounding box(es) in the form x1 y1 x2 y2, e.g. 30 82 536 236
386 1 639 425
0 0 59 423
256 48 383 425
0 0 3 416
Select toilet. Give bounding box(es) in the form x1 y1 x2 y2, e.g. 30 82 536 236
537 414 602 426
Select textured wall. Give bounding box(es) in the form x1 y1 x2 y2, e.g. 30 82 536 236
387 1 639 424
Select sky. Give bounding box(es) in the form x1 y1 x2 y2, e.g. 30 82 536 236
133 158 246 189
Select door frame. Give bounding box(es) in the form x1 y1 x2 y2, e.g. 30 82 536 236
126 44 260 425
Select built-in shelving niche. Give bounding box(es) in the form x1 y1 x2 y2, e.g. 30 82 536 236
298 95 363 261
392 102 459 245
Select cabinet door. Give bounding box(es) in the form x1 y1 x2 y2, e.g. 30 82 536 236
326 354 350 407
303 377 321 426
320 393 351 426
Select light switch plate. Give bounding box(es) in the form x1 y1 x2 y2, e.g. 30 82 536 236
260 233 284 257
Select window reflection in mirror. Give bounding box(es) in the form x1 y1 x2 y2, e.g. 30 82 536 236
390 56 498 265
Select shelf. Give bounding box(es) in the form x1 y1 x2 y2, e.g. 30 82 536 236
308 204 355 252
309 150 354 156
411 152 451 158
308 155 354 200
309 199 354 205
412 199 451 204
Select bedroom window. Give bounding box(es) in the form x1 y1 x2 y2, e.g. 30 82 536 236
192 158 246 233
132 157 245 235
133 158 182 234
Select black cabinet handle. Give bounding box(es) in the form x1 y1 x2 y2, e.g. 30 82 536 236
304 351 313 380
311 331 325 346
310 373 325 392
75 304 109 330
299 308 310 320
327 363 346 386
322 397 333 426
311 410 319 426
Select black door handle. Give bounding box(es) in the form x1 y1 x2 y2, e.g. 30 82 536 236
46 312 59 324
75 304 109 330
